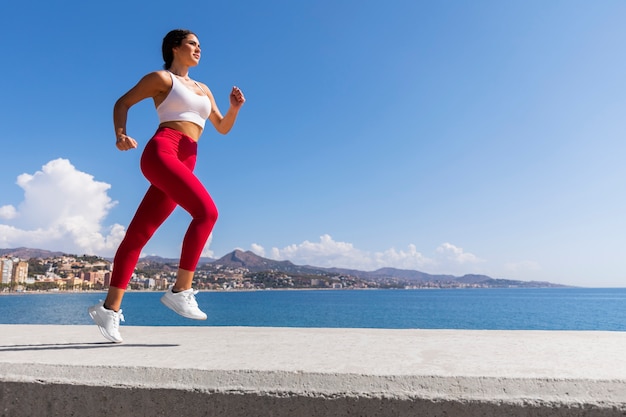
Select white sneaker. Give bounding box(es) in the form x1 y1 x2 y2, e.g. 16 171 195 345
161 287 207 320
88 300 124 343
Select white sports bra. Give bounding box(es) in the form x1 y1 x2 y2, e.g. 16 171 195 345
156 72 212 129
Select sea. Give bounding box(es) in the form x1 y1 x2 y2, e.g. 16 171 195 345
1 288 625 331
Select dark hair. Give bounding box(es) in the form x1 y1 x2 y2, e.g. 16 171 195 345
162 29 195 70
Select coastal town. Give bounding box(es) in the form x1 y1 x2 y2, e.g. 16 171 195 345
0 252 393 292
0 248 567 293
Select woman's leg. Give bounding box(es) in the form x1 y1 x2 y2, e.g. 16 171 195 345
105 185 178 310
151 166 217 283
168 175 217 290
103 129 217 310
141 134 218 291
173 268 195 292
90 129 215 339
103 287 125 312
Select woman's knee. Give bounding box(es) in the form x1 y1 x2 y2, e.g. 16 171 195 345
203 201 219 224
192 197 218 224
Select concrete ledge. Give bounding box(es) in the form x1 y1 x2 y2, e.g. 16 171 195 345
1 325 626 416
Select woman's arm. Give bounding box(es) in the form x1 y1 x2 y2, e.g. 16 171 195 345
203 84 246 135
113 71 170 151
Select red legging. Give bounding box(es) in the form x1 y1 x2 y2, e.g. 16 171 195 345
109 127 218 289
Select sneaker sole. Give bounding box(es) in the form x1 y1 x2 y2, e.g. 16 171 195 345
160 296 207 320
88 307 123 343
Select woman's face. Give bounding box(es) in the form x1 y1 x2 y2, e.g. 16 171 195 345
173 34 201 67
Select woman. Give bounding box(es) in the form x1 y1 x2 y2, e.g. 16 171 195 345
88 29 245 343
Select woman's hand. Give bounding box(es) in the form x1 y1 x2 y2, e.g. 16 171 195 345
116 134 138 151
229 86 245 109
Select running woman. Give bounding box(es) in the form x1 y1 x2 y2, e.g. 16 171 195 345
89 29 245 343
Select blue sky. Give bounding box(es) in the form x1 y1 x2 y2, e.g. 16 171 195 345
1 1 625 287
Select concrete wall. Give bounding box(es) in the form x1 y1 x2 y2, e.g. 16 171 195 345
3 380 624 417
1 325 625 416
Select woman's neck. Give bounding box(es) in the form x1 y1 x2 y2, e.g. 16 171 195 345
168 66 190 80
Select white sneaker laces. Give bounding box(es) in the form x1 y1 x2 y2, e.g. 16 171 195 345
111 310 125 328
183 290 199 307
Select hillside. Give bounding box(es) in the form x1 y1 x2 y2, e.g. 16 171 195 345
209 250 568 288
0 247 569 288
0 247 66 259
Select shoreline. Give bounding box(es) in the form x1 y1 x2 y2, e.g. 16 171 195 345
1 286 608 297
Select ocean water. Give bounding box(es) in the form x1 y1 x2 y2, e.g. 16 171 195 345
1 288 625 331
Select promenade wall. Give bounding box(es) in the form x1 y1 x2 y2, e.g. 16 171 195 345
1 325 625 416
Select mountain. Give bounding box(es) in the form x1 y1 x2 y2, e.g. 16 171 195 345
209 250 568 287
1 247 568 287
209 254 466 283
213 250 330 275
454 274 494 284
210 252 491 283
0 247 66 259
215 250 291 270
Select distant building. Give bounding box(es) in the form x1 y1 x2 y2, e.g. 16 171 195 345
84 270 106 285
12 261 28 284
64 277 84 291
0 259 13 284
156 277 169 290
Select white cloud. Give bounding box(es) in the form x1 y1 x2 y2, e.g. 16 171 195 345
201 234 215 259
372 244 434 270
0 205 17 220
0 159 125 255
435 242 485 264
250 243 265 257
270 234 366 267
254 234 483 274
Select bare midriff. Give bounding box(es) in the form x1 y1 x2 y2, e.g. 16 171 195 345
159 121 203 141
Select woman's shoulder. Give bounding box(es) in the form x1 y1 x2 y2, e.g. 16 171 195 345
135 70 172 92
133 70 170 84
143 70 172 82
